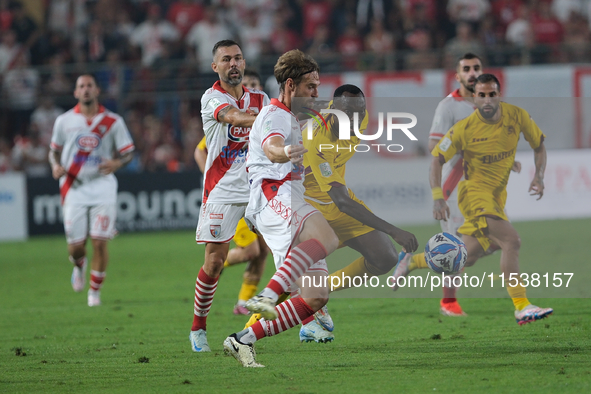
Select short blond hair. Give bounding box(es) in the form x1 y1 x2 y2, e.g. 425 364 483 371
274 50 320 92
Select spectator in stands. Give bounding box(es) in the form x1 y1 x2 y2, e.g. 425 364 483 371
563 11 591 62
405 28 439 70
10 2 39 48
115 10 135 41
44 54 73 107
492 0 525 32
130 4 180 67
3 51 39 139
152 43 182 142
356 0 385 31
11 123 49 177
47 0 88 37
302 0 332 41
337 22 364 70
168 0 204 37
0 29 21 73
532 0 564 46
0 137 13 172
30 96 64 147
186 5 232 72
447 0 491 27
307 25 333 57
365 17 395 67
444 22 484 68
506 4 534 47
0 0 12 32
238 9 268 62
269 12 300 54
552 0 586 24
94 49 133 113
83 20 118 63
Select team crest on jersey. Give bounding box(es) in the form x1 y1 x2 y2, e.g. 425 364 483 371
209 98 222 110
75 134 101 152
507 126 516 135
210 224 221 238
319 162 333 177
228 125 250 142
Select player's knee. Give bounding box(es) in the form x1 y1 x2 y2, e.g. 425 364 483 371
366 248 398 274
306 297 329 312
502 236 521 252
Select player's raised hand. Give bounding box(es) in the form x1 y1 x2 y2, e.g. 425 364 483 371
528 175 544 200
99 159 122 175
51 164 66 180
433 199 450 221
391 228 418 253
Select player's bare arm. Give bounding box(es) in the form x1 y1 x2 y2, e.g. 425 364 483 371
216 105 257 128
512 160 522 173
48 149 66 179
428 138 439 153
430 154 450 221
327 184 418 252
99 152 134 175
263 135 307 165
529 141 546 200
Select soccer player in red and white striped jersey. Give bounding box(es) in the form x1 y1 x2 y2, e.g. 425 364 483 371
223 50 340 368
49 74 135 307
190 40 269 352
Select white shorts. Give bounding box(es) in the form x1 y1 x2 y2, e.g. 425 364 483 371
196 202 246 244
63 204 117 244
440 197 464 237
246 194 327 273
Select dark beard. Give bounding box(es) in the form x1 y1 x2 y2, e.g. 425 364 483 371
223 73 243 86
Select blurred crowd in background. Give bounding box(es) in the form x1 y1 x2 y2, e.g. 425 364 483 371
1 0 590 175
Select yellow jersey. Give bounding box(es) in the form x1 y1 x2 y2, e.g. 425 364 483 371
303 105 369 204
432 102 545 197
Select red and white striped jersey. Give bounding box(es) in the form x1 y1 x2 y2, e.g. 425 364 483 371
50 104 134 206
429 89 476 200
246 98 306 216
200 81 269 204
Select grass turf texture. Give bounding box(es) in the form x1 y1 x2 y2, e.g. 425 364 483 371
1 219 590 393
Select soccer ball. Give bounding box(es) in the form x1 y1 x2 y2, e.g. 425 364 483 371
424 232 467 274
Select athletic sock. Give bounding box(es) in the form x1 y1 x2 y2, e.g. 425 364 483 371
263 239 327 301
243 292 290 330
506 282 530 310
191 267 219 331
327 257 366 292
237 298 315 344
442 270 461 303
237 280 258 305
409 253 429 270
89 270 106 291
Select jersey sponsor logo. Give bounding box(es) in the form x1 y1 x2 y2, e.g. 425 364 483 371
319 162 333 177
507 125 516 135
439 137 452 152
209 213 223 220
472 138 488 142
481 148 515 164
72 155 102 165
264 120 272 133
220 146 248 165
75 134 101 152
227 125 250 142
210 224 221 238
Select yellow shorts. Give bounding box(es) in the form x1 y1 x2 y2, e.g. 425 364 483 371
233 218 258 248
458 188 508 251
306 189 374 245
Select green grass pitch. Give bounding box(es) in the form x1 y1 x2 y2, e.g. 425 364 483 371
1 219 590 393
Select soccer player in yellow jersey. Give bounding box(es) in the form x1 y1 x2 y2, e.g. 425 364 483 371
298 84 418 340
194 135 268 315
430 74 552 325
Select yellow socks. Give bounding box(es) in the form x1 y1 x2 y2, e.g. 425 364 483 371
244 292 289 329
409 253 429 271
238 282 258 303
327 257 367 292
506 282 530 310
